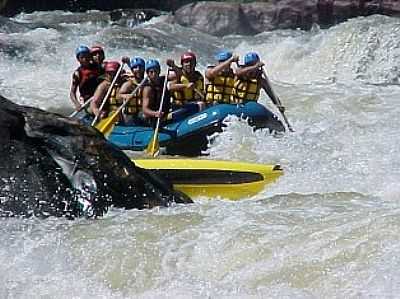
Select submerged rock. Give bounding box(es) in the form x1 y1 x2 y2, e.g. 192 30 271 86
0 95 192 219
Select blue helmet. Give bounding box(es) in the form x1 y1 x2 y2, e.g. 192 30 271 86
244 52 260 66
75 45 90 59
145 59 160 72
130 57 145 69
215 50 232 62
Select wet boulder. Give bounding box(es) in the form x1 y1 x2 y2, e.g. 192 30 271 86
172 2 258 36
172 0 400 36
0 95 192 219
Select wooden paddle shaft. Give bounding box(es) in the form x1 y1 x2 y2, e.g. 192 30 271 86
262 69 294 132
146 69 171 156
69 97 94 118
97 76 148 134
91 62 125 126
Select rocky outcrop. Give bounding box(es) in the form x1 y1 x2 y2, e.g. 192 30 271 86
172 0 400 36
1 1 400 33
0 95 191 218
0 0 192 16
0 0 6 12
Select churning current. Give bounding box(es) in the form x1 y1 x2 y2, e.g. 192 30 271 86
1 10 400 298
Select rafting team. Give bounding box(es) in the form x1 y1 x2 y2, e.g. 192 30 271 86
70 45 286 126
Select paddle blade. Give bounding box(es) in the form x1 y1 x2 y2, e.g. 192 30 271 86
146 134 160 157
94 113 118 136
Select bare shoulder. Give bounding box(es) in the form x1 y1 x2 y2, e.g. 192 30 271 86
72 70 80 79
120 80 132 89
142 85 152 95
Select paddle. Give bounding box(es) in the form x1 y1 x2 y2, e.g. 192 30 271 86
194 87 205 100
69 97 94 118
146 69 170 157
262 69 294 132
91 62 125 126
95 77 148 136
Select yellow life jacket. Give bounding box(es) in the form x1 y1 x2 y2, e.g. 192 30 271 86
172 71 204 106
107 85 121 112
108 79 143 115
205 68 235 104
124 78 143 115
233 76 261 103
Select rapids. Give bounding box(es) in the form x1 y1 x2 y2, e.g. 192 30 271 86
1 10 400 298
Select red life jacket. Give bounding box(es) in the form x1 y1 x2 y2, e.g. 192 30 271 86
77 65 101 100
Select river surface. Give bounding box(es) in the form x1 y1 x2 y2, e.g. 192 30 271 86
1 10 400 298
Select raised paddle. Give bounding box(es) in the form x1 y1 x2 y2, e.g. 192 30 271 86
146 69 170 157
95 77 148 136
274 96 294 132
262 69 294 132
91 62 125 126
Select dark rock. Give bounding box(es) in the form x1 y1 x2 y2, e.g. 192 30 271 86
0 0 192 16
173 0 400 36
239 2 278 32
0 95 192 219
173 1 319 35
1 0 400 34
274 0 318 30
317 0 334 26
173 2 258 36
382 1 400 15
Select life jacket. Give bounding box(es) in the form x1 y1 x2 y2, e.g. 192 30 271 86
124 78 144 115
107 84 121 112
233 74 262 103
205 67 235 104
172 70 204 106
144 76 170 113
77 64 101 100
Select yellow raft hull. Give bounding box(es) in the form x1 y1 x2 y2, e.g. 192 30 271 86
133 159 283 200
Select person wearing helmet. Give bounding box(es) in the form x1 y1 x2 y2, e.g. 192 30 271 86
205 50 239 105
70 45 102 111
234 52 285 113
167 51 205 118
90 60 124 119
90 45 105 67
142 59 170 126
117 57 146 124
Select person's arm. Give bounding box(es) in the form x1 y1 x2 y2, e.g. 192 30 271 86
69 71 81 110
90 82 108 117
165 62 188 92
166 59 182 79
205 55 239 80
119 56 131 80
260 74 285 112
168 71 195 92
235 61 264 78
142 86 164 118
117 80 133 101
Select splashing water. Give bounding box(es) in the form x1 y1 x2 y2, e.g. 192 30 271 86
1 11 400 298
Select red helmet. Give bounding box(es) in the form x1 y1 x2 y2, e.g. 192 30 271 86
90 45 104 56
181 51 196 65
104 61 120 73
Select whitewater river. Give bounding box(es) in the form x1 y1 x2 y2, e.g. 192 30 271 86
1 10 400 298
